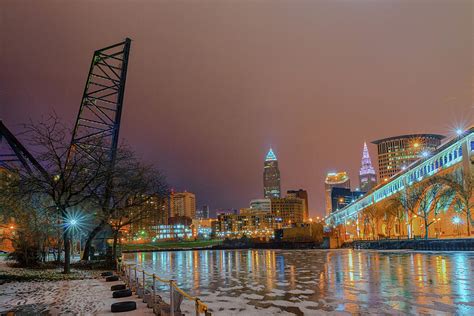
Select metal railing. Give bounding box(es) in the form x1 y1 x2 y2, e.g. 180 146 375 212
116 259 211 316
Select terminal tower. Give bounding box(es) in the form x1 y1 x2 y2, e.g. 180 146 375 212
359 142 377 192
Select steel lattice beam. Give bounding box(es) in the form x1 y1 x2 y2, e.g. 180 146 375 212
69 38 131 166
0 120 48 179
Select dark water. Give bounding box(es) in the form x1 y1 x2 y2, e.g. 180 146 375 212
124 249 474 315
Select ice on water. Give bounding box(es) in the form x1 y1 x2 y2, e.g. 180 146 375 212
125 249 474 315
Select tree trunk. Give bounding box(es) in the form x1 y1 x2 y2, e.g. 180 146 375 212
467 213 471 237
424 218 429 240
63 230 71 274
112 230 119 262
81 220 106 261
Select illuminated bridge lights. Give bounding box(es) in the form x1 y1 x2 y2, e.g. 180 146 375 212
327 128 474 226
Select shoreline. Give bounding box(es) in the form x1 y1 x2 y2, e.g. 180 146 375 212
121 238 474 253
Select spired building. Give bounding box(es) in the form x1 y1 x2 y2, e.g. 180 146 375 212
263 148 281 198
372 134 444 182
359 142 377 192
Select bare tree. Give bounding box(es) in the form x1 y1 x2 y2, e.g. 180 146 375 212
13 115 107 273
84 148 168 262
361 204 380 239
385 197 407 238
416 180 453 239
436 172 474 236
395 183 428 238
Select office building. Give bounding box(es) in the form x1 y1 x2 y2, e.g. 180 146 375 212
196 205 210 219
263 148 281 198
169 191 196 219
324 172 350 216
330 187 365 213
287 189 309 221
249 199 272 212
214 211 281 238
372 134 444 182
270 197 305 226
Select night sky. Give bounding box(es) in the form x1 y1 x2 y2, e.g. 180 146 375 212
1 1 472 217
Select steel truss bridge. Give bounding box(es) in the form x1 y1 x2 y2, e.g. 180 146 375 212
0 38 131 179
326 127 474 227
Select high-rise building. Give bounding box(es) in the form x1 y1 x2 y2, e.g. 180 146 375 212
263 148 281 198
287 189 309 221
330 187 365 213
169 191 196 219
359 142 377 192
372 134 444 182
325 172 350 216
270 197 304 226
196 205 210 219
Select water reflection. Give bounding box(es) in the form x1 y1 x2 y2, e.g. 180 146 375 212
124 250 474 314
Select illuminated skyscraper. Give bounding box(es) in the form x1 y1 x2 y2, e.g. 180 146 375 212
263 148 281 198
359 142 377 192
324 172 350 216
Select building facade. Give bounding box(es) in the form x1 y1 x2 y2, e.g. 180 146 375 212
214 211 281 238
196 205 210 219
270 197 305 226
287 189 309 221
372 134 444 182
169 191 196 219
330 187 365 213
263 148 281 198
359 142 377 192
250 199 272 212
324 172 350 216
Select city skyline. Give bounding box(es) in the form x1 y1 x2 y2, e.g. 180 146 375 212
1 1 472 217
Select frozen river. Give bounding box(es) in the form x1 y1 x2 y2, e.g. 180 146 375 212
124 249 474 315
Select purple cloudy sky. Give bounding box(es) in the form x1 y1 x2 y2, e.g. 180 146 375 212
1 0 472 217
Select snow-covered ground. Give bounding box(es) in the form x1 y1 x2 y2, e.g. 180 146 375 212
125 249 474 315
0 259 152 315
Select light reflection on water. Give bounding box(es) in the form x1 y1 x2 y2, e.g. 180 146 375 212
125 249 474 315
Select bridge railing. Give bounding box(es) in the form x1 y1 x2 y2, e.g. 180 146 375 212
117 259 211 316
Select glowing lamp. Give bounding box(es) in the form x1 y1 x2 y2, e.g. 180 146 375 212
452 216 462 225
456 129 463 136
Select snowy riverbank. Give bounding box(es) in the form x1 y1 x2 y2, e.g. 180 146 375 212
0 259 152 315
